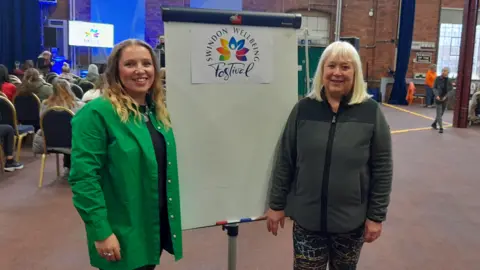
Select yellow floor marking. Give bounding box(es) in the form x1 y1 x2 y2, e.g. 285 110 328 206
382 103 452 125
391 124 453 134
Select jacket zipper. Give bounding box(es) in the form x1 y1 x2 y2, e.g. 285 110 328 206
320 113 337 232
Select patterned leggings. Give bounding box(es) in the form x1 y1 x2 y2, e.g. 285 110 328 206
293 222 365 270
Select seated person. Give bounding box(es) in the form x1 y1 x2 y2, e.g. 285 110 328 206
81 74 105 103
32 79 84 178
0 124 24 172
59 62 75 82
78 64 99 85
468 89 480 121
17 68 53 101
0 64 17 100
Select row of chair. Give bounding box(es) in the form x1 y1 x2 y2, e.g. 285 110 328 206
45 72 95 99
0 95 35 161
0 94 74 187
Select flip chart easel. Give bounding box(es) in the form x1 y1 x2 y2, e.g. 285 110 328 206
162 7 301 270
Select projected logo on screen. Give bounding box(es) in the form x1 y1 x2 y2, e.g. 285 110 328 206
205 27 261 81
83 28 101 46
85 28 100 39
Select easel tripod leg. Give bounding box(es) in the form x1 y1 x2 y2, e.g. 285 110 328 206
223 224 239 270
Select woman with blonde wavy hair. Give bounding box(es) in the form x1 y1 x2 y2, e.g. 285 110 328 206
42 78 83 111
69 39 183 270
266 41 393 269
32 79 84 177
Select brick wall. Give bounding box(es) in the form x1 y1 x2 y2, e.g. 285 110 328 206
75 0 91 21
51 0 458 82
408 0 442 79
49 0 69 20
243 0 398 82
244 0 281 12
145 0 190 47
341 0 399 81
442 0 465 9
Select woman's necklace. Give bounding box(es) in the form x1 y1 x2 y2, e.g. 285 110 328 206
141 105 149 122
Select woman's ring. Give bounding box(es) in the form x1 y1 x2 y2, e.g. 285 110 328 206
103 252 113 256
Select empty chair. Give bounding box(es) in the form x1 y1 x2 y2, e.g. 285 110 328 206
78 80 95 93
70 84 84 99
38 106 74 187
0 96 35 161
13 93 41 131
45 72 58 84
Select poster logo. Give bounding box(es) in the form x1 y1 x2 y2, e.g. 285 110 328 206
216 37 249 61
205 27 261 81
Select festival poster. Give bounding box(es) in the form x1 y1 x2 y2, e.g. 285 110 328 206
190 25 273 84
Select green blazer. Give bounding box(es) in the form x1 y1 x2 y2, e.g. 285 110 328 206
69 97 183 270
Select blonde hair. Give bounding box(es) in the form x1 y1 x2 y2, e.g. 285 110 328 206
62 62 70 73
103 39 170 128
44 79 76 109
307 41 369 105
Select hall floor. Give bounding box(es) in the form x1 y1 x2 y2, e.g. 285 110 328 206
1 104 479 270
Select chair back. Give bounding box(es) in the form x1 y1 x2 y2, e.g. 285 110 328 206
78 80 95 93
0 96 18 131
45 72 58 84
13 93 41 124
40 106 74 151
70 84 84 99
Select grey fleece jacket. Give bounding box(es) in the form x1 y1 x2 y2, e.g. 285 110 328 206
269 93 393 233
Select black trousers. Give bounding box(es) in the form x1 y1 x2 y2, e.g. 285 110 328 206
63 154 71 169
0 125 15 157
293 222 364 270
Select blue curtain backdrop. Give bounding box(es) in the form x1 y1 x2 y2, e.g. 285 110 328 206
90 0 146 63
190 0 242 10
0 0 42 70
389 0 416 105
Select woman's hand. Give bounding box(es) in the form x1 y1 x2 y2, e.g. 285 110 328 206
95 233 122 261
364 219 382 243
265 208 286 236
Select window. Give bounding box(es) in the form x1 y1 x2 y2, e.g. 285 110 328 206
437 23 480 80
299 15 329 40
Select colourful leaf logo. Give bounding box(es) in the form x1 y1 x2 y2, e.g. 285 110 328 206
216 37 249 62
85 28 100 38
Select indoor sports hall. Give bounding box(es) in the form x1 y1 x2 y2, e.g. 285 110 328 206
1 104 479 270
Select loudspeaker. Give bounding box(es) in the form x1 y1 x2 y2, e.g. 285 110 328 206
340 37 360 51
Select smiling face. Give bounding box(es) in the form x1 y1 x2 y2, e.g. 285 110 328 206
322 55 355 97
118 45 155 102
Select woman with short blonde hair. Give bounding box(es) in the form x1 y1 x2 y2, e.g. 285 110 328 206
266 41 393 269
308 41 370 105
